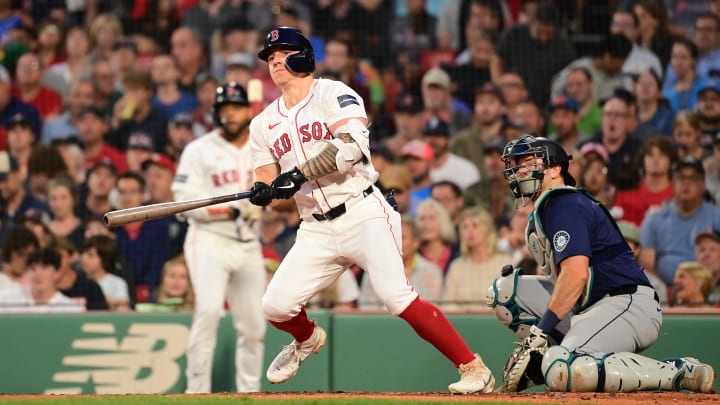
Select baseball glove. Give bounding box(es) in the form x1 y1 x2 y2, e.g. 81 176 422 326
502 325 549 392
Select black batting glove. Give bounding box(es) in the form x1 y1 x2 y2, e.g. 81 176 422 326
249 181 273 206
271 167 307 199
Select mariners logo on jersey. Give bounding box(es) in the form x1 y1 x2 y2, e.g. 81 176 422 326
553 231 570 252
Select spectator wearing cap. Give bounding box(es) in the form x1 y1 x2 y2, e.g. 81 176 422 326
191 73 219 137
640 156 720 286
464 137 516 227
490 1 575 108
41 76 94 146
673 111 709 162
588 93 643 190
12 52 63 120
401 139 435 216
166 113 196 161
694 229 720 305
111 38 140 92
696 80 720 143
90 56 122 120
633 69 674 137
615 136 677 227
151 54 199 118
451 82 507 177
77 106 128 175
509 100 545 137
171 26 208 95
378 164 413 215
0 151 50 242
110 69 169 152
551 33 633 103
126 132 156 173
114 172 172 294
141 154 187 258
445 29 494 109
421 67 472 135
662 37 712 114
43 27 92 103
617 220 669 307
548 95 586 151
563 67 602 136
385 92 425 159
422 116 480 190
6 112 36 180
77 160 118 222
0 65 42 151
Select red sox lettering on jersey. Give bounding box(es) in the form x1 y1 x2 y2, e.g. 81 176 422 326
269 122 332 161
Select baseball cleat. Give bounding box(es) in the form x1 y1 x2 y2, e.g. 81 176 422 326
266 322 327 384
679 357 716 393
448 354 496 394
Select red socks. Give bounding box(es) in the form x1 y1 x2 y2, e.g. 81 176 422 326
269 308 315 342
399 297 476 367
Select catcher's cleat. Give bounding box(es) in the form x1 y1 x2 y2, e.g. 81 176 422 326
677 357 716 393
266 322 327 384
448 354 496 394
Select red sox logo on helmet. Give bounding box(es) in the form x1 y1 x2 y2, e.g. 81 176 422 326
271 30 279 42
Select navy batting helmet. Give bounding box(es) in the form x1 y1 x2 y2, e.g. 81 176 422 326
257 27 315 74
213 82 249 127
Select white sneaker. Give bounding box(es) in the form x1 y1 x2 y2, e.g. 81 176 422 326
266 323 327 384
679 357 716 393
448 354 495 394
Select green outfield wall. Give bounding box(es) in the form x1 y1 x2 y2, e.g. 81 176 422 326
0 312 717 394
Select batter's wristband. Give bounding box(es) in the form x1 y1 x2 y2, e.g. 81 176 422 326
537 310 560 334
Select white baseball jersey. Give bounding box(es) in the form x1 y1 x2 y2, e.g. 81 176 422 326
249 78 378 219
173 129 260 240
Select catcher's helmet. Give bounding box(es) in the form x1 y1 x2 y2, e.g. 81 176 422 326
502 134 575 205
257 27 315 74
213 82 249 127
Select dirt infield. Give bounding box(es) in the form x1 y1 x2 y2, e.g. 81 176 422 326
244 391 720 404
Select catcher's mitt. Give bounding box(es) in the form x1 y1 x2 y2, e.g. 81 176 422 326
502 325 549 392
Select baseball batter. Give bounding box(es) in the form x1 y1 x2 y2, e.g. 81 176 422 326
487 134 716 393
173 82 266 393
246 27 493 394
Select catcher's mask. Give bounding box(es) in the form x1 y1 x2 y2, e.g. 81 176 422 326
502 134 574 207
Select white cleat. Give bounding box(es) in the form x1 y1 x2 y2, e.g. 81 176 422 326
266 323 327 384
448 354 496 394
679 357 716 393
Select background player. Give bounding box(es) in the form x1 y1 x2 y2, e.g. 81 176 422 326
487 134 715 393
173 82 266 393
247 26 493 394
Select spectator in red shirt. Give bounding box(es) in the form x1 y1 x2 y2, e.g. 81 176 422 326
13 52 63 120
77 106 128 175
614 136 677 226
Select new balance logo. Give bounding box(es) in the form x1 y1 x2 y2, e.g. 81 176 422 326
45 323 189 394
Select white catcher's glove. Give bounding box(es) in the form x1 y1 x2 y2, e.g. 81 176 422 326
502 325 549 392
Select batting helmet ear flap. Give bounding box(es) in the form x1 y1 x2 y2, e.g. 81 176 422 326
285 48 315 74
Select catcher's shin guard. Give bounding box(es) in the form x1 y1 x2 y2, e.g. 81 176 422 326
486 267 538 339
542 347 682 392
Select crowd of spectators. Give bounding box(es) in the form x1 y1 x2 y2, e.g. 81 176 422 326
0 0 719 312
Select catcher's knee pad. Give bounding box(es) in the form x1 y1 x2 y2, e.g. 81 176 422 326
486 267 537 339
542 346 599 392
542 349 681 393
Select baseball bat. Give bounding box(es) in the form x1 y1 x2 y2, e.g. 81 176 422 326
103 191 253 228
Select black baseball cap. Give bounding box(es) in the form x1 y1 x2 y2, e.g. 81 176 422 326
394 93 423 114
422 117 450 136
7 112 32 129
169 113 194 128
674 156 705 176
77 106 104 119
